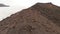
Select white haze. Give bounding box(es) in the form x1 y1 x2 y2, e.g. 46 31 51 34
0 6 26 21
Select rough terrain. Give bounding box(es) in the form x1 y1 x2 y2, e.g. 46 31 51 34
0 2 60 34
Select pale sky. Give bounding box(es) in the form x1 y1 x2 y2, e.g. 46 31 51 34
0 0 60 21
0 0 60 7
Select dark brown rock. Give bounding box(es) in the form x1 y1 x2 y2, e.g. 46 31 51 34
0 2 60 34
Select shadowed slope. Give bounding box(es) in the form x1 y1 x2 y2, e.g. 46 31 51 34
30 2 60 26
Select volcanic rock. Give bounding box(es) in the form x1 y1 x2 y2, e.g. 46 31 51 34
0 2 60 34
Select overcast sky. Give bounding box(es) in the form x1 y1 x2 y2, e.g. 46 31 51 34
0 0 60 21
0 0 60 7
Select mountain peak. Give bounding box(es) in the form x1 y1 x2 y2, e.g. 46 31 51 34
35 2 52 5
32 2 53 8
0 2 60 34
0 4 9 7
30 2 59 11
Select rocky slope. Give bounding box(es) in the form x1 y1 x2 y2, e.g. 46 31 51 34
0 2 60 34
31 3 60 26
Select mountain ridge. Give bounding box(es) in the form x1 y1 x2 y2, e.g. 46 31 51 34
0 2 60 34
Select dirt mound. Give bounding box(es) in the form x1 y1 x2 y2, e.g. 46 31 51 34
0 2 60 34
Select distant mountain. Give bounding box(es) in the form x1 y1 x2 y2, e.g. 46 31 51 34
0 4 9 7
0 2 60 34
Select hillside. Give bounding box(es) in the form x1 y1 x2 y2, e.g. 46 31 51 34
0 2 60 34
30 3 60 26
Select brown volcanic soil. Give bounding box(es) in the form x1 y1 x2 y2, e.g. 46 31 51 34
31 3 60 26
0 2 60 34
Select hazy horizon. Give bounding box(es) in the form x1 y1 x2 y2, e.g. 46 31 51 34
0 6 26 21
